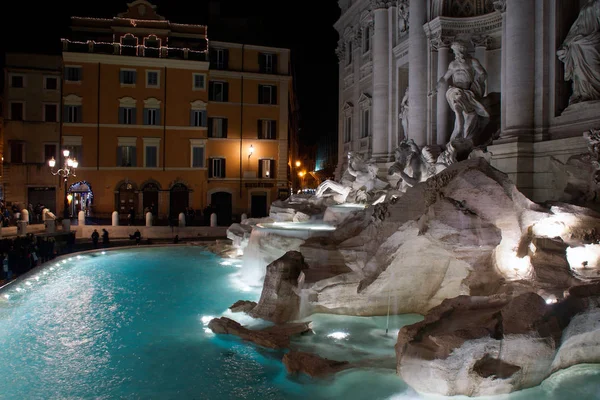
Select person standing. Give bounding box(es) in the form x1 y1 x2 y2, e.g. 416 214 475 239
91 229 99 248
102 229 109 248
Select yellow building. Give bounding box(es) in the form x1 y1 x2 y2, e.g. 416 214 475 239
56 0 293 224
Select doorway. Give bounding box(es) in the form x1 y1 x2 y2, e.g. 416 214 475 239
117 182 137 217
210 191 232 226
69 181 93 217
142 182 160 216
170 183 189 218
250 192 268 218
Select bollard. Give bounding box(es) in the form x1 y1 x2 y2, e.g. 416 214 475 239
62 219 70 233
210 213 218 227
21 209 29 223
17 220 28 236
78 210 86 226
45 219 56 234
241 213 247 222
146 212 153 227
112 211 119 227
178 212 186 227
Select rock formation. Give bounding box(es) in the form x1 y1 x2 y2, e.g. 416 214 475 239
229 300 257 313
395 283 600 396
282 351 350 377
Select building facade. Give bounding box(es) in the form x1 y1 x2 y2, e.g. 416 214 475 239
335 0 598 202
3 54 63 212
3 0 294 224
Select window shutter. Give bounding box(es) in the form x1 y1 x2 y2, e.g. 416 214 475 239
208 158 213 177
271 120 277 139
258 159 263 178
132 71 137 84
257 120 263 139
208 118 213 137
190 110 195 126
119 70 125 84
143 109 149 125
270 160 276 178
208 81 214 100
223 49 229 69
223 82 229 102
272 54 278 74
78 68 83 81
117 147 122 166
156 109 161 125
221 158 226 177
119 107 124 124
63 106 69 122
258 85 264 104
222 119 228 138
131 147 137 167
210 49 217 68
201 111 207 127
131 108 137 124
75 106 82 123
272 86 277 105
259 54 265 72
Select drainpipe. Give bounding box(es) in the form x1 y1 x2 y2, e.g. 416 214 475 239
163 66 167 172
96 62 100 170
239 44 245 199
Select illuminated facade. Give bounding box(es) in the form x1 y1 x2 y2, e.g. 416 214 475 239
50 0 293 223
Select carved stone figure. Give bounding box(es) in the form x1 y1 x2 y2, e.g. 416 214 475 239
557 0 600 105
398 0 409 35
434 42 490 143
316 152 388 204
398 86 409 138
388 140 447 192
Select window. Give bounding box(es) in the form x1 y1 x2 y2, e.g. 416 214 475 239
208 118 228 138
209 81 228 102
10 74 24 88
259 53 278 74
64 105 82 123
119 107 136 124
44 144 57 162
44 104 58 122
258 85 277 105
192 147 205 168
122 34 138 47
190 110 207 127
259 159 276 179
117 146 137 167
209 158 226 178
210 48 228 69
143 108 160 125
363 26 371 53
120 69 137 85
193 73 206 90
344 115 352 143
10 142 24 163
44 76 58 90
361 108 370 138
346 41 353 65
258 119 276 139
65 66 82 82
146 70 159 88
145 146 158 168
10 102 24 121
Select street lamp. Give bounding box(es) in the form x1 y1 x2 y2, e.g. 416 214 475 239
49 149 78 219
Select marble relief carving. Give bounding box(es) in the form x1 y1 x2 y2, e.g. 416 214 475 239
398 0 409 36
492 0 505 13
557 0 600 105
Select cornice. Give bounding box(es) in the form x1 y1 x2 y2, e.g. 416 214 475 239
423 13 502 48
63 52 209 70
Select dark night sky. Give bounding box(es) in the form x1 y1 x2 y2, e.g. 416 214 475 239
1 0 341 150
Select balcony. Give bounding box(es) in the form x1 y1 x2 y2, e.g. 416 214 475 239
61 40 208 62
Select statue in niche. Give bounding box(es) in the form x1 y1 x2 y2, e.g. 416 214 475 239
398 0 409 35
557 0 600 105
433 41 490 143
398 86 409 138
316 152 388 204
388 140 448 192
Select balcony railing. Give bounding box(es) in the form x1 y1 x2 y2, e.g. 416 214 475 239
61 40 208 62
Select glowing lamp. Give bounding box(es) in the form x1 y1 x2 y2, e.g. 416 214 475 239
67 158 73 167
63 149 70 157
48 157 56 168
72 159 79 168
295 161 301 167
249 144 254 156
67 194 73 203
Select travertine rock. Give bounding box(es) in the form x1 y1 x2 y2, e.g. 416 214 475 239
282 351 350 377
229 300 257 313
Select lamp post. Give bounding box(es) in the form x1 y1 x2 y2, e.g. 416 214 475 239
49 149 78 220
294 160 301 192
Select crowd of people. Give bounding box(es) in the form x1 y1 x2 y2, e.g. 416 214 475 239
0 201 50 227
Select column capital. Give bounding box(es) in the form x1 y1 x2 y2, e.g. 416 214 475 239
493 0 506 13
370 0 394 10
429 32 454 51
471 35 492 49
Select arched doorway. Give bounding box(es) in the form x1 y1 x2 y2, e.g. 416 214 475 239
211 191 232 226
250 191 268 218
141 181 160 216
116 181 138 217
170 183 189 218
69 181 93 217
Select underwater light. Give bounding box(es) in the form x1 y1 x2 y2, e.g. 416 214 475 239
327 331 349 340
25 281 32 286
77 255 82 259
220 260 233 266
101 251 106 255
16 288 24 292
201 316 214 325
3 294 9 300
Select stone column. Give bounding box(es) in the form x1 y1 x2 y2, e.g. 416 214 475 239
408 0 428 147
436 43 451 145
371 1 391 160
473 36 490 96
502 0 535 139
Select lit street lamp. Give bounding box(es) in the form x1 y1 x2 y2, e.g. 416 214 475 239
49 149 78 219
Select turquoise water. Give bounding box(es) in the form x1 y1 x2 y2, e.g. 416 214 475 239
0 247 598 400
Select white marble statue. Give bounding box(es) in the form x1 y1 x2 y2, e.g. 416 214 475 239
399 86 409 138
388 139 448 192
316 152 387 203
557 0 600 105
398 0 409 36
434 42 490 143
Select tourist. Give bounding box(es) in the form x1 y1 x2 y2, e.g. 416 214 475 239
173 235 179 244
67 232 75 253
2 252 9 281
91 229 99 248
102 229 109 247
128 207 135 226
134 229 141 245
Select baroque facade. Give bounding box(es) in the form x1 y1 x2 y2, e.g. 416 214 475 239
335 0 599 201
